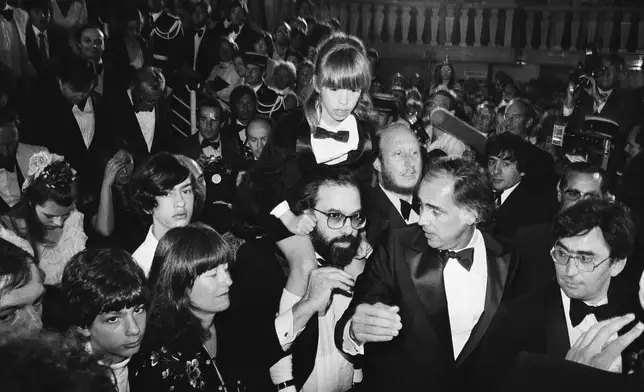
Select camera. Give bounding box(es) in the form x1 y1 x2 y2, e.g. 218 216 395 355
407 113 431 145
570 46 605 91
203 156 232 185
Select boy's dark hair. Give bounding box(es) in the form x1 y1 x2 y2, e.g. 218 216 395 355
485 133 531 173
61 248 149 329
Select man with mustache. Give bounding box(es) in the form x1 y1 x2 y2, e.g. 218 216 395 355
365 122 422 245
225 168 365 391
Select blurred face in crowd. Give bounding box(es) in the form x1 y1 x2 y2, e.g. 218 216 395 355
274 23 290 46
82 304 146 364
440 65 452 82
132 80 164 111
502 101 532 138
502 85 517 103
190 263 232 316
233 55 247 78
253 37 268 55
29 7 51 31
0 123 19 169
554 228 624 304
595 58 618 91
198 105 222 142
453 81 464 101
487 153 523 192
286 54 300 68
235 93 256 122
79 27 105 62
374 126 422 196
625 126 642 163
425 93 454 115
59 78 94 106
148 0 164 13
273 65 294 90
558 172 604 212
307 46 317 61
192 5 209 28
245 64 264 86
0 263 44 338
114 149 135 186
35 200 75 230
217 40 233 63
229 5 244 25
296 63 313 90
310 184 363 268
318 87 361 126
367 55 377 76
418 174 477 250
473 104 494 134
152 178 194 236
127 16 142 36
246 119 271 159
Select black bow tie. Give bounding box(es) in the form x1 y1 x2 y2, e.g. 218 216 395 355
569 299 613 328
135 103 154 113
1 9 13 22
195 28 205 38
400 198 420 221
313 127 350 143
439 248 475 271
201 139 220 150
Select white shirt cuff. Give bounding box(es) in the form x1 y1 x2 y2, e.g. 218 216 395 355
562 104 574 117
270 201 290 218
269 354 294 385
274 290 304 350
342 320 365 355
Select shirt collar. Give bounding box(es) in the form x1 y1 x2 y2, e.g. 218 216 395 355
451 228 482 253
561 288 609 309
2 4 10 11
151 11 163 22
501 181 521 203
32 25 46 36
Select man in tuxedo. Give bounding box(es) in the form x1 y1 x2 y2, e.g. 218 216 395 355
215 0 262 53
336 157 522 391
228 85 257 145
178 2 218 83
24 0 64 78
0 118 47 214
514 162 610 293
366 122 422 246
141 0 183 81
486 133 557 240
107 66 175 167
74 25 106 96
28 54 107 192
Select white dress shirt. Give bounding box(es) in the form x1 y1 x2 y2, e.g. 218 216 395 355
72 97 95 149
207 60 242 103
128 89 156 152
198 133 222 158
236 119 248 144
560 289 622 373
499 181 520 206
32 25 48 58
132 226 159 276
0 167 21 207
193 27 205 71
379 184 419 224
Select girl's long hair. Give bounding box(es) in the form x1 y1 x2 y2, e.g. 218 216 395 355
303 32 375 132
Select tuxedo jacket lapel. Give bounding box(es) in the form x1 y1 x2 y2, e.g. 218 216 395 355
456 232 511 366
544 281 571 357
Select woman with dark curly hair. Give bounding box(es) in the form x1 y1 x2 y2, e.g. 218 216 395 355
129 223 238 392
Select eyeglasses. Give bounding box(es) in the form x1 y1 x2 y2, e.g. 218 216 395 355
550 246 611 272
562 189 602 202
312 208 367 230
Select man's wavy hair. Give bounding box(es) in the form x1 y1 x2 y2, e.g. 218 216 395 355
422 157 495 224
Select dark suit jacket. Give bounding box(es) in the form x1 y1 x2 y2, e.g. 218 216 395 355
522 142 558 192
103 34 149 94
219 239 288 391
25 23 65 77
105 88 176 166
364 185 409 247
178 27 219 82
213 20 263 53
335 226 523 391
494 181 557 242
513 222 556 294
617 153 644 288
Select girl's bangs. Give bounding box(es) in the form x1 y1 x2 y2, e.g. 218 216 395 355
318 49 371 91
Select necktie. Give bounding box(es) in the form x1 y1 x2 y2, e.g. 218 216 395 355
38 33 48 61
439 248 475 271
494 191 502 208
569 299 613 328
201 139 220 150
195 28 205 38
313 127 350 143
400 198 421 221
1 9 13 22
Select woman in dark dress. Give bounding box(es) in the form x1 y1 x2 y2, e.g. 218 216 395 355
129 223 239 392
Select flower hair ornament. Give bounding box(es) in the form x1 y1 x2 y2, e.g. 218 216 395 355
22 152 77 192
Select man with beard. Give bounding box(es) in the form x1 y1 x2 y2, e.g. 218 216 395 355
366 122 422 246
223 168 365 391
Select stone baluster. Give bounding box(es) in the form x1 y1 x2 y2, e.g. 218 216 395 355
639 11 644 49
361 4 372 44
620 12 632 52
587 11 598 48
570 10 581 51
445 5 456 46
540 10 551 50
387 4 398 43
504 8 514 48
525 10 535 49
459 6 469 47
474 7 483 47
430 5 440 46
489 8 499 47
416 5 427 45
339 3 349 32
373 4 385 43
349 4 360 37
601 12 614 52
402 4 412 44
552 11 566 50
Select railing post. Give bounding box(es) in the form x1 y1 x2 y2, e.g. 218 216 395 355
570 10 581 51
601 12 614 52
430 4 440 46
402 4 412 44
374 4 385 43
445 5 455 46
540 10 551 50
459 6 469 47
587 11 598 48
525 10 535 49
361 4 373 44
490 8 499 47
417 5 427 45
552 11 566 50
387 4 398 43
504 8 514 48
639 11 644 50
620 12 632 52
349 3 361 37
474 6 483 47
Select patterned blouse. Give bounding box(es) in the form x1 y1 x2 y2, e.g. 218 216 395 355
130 344 243 392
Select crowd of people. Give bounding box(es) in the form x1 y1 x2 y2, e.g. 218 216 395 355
1 0 644 391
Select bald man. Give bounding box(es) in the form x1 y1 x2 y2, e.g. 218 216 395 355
246 117 272 160
365 122 423 245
